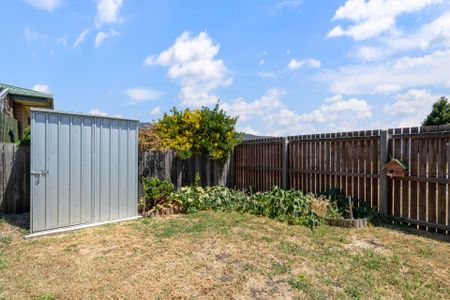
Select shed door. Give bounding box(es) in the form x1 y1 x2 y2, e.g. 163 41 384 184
30 110 138 233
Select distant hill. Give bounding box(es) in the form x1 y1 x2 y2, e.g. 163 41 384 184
138 123 275 141
139 122 152 129
242 133 276 141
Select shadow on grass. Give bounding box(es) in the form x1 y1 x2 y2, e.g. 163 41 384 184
371 216 450 243
0 212 30 231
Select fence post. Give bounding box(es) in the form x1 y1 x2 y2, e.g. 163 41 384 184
227 150 235 188
379 130 389 215
282 137 289 190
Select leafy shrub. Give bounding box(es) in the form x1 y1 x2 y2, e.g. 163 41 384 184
153 104 242 160
138 125 166 152
173 186 322 227
140 177 179 213
17 126 31 148
320 188 376 219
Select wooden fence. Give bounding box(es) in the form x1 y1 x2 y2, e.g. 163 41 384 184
139 150 233 197
234 126 450 232
0 112 19 143
2 126 450 234
234 137 284 191
0 144 30 213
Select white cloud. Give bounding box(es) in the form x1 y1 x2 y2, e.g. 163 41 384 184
95 0 123 28
259 59 265 65
325 94 343 102
222 88 285 121
24 26 47 41
323 49 450 95
256 71 278 79
73 29 89 47
32 84 51 94
126 88 160 104
24 0 62 12
95 30 119 47
149 107 160 115
327 0 443 40
287 58 321 70
384 11 450 52
299 96 372 122
276 0 303 9
272 0 303 13
353 46 383 61
89 108 122 118
374 84 401 94
145 31 231 107
327 26 345 39
383 89 441 127
222 89 371 136
240 126 259 135
56 35 67 46
89 108 108 116
263 95 372 136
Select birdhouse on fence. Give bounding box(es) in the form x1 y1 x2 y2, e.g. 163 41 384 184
384 159 408 178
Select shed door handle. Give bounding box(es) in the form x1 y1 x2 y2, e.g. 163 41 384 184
31 170 49 176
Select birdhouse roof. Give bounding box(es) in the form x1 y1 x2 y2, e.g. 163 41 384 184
385 159 408 170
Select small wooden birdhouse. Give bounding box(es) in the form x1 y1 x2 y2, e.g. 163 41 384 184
384 159 408 178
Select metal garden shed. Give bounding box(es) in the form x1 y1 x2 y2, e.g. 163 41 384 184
28 109 139 237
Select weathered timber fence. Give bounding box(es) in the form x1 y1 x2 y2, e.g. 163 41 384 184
0 112 19 143
139 150 233 197
234 126 450 232
234 137 284 191
3 125 450 234
0 144 30 213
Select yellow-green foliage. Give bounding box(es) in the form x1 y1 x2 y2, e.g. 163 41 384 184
154 104 241 160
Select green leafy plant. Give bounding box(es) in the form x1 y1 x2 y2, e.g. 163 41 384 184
173 186 322 228
17 126 31 148
153 103 242 160
422 96 450 126
320 188 376 219
193 172 201 187
140 177 178 214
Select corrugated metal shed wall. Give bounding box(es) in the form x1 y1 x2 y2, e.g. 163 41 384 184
30 109 138 233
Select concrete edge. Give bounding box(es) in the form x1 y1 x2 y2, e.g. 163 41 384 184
24 216 142 239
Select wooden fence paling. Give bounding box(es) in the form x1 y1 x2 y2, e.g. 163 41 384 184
138 150 233 197
0 144 30 214
234 126 450 233
379 130 389 215
2 126 450 233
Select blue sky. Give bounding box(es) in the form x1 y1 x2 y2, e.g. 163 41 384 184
1 0 450 136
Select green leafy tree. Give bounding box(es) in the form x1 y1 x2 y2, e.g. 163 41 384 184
154 103 242 160
422 97 450 126
17 126 31 148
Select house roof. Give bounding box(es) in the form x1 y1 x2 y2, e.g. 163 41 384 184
0 83 53 99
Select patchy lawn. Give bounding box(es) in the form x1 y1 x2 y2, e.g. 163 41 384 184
0 212 449 299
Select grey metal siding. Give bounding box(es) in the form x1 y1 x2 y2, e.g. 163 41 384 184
31 109 138 233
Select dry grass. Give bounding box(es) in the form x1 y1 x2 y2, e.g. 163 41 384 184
0 212 449 299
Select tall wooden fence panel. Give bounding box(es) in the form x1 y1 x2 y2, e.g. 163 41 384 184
287 131 380 208
388 126 450 232
234 137 283 191
0 112 19 143
0 144 30 213
233 126 450 233
138 150 233 197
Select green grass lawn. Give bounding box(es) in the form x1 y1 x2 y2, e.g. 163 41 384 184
0 212 449 299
